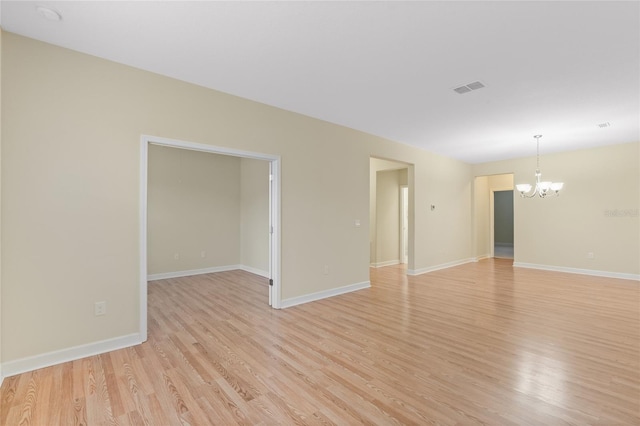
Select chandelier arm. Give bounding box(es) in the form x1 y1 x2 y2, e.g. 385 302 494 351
536 136 540 170
517 181 539 198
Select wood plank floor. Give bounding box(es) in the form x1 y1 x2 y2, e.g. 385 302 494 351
1 259 639 425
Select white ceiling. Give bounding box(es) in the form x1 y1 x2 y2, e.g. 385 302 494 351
2 1 638 163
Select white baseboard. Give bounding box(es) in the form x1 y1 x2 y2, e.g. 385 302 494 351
280 281 371 308
148 264 242 281
371 259 400 268
148 264 271 281
408 258 476 276
1 333 142 379
238 265 270 278
474 255 491 262
513 262 640 281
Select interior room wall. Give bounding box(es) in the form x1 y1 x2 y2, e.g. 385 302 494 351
494 191 514 245
473 176 490 259
487 174 514 193
0 28 3 383
147 145 241 276
369 164 377 265
473 142 639 276
375 169 402 266
399 169 408 185
1 33 473 367
403 153 472 274
240 158 269 276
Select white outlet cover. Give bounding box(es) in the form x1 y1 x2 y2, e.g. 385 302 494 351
94 301 107 316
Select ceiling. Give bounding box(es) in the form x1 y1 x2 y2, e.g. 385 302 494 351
1 1 638 164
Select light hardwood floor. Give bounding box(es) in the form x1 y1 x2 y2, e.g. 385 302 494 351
1 259 639 425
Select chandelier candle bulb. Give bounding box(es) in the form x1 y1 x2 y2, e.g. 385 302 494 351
516 135 564 198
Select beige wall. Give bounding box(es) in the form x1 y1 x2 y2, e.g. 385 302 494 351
240 158 269 275
376 170 402 265
473 176 490 258
369 158 410 266
2 31 635 371
0 28 3 380
473 143 639 274
147 145 241 274
147 146 268 277
488 174 514 192
1 33 474 363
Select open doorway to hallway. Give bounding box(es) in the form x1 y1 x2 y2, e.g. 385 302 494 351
473 173 514 261
493 190 514 259
370 157 412 269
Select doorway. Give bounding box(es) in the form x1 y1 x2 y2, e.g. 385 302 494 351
139 135 281 342
473 173 514 261
369 157 412 269
492 190 514 259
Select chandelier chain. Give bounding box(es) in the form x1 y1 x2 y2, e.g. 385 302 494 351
535 134 541 172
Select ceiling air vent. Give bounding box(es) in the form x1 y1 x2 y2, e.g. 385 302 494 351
453 81 486 94
597 122 611 128
454 86 472 94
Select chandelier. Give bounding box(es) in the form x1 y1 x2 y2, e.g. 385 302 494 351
515 135 564 198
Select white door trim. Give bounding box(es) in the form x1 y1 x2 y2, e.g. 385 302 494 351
139 135 282 342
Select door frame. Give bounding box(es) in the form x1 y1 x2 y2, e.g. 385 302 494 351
139 135 281 342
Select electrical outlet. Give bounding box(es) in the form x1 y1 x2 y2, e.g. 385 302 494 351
201 251 206 258
94 301 107 316
174 253 179 260
587 252 595 259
